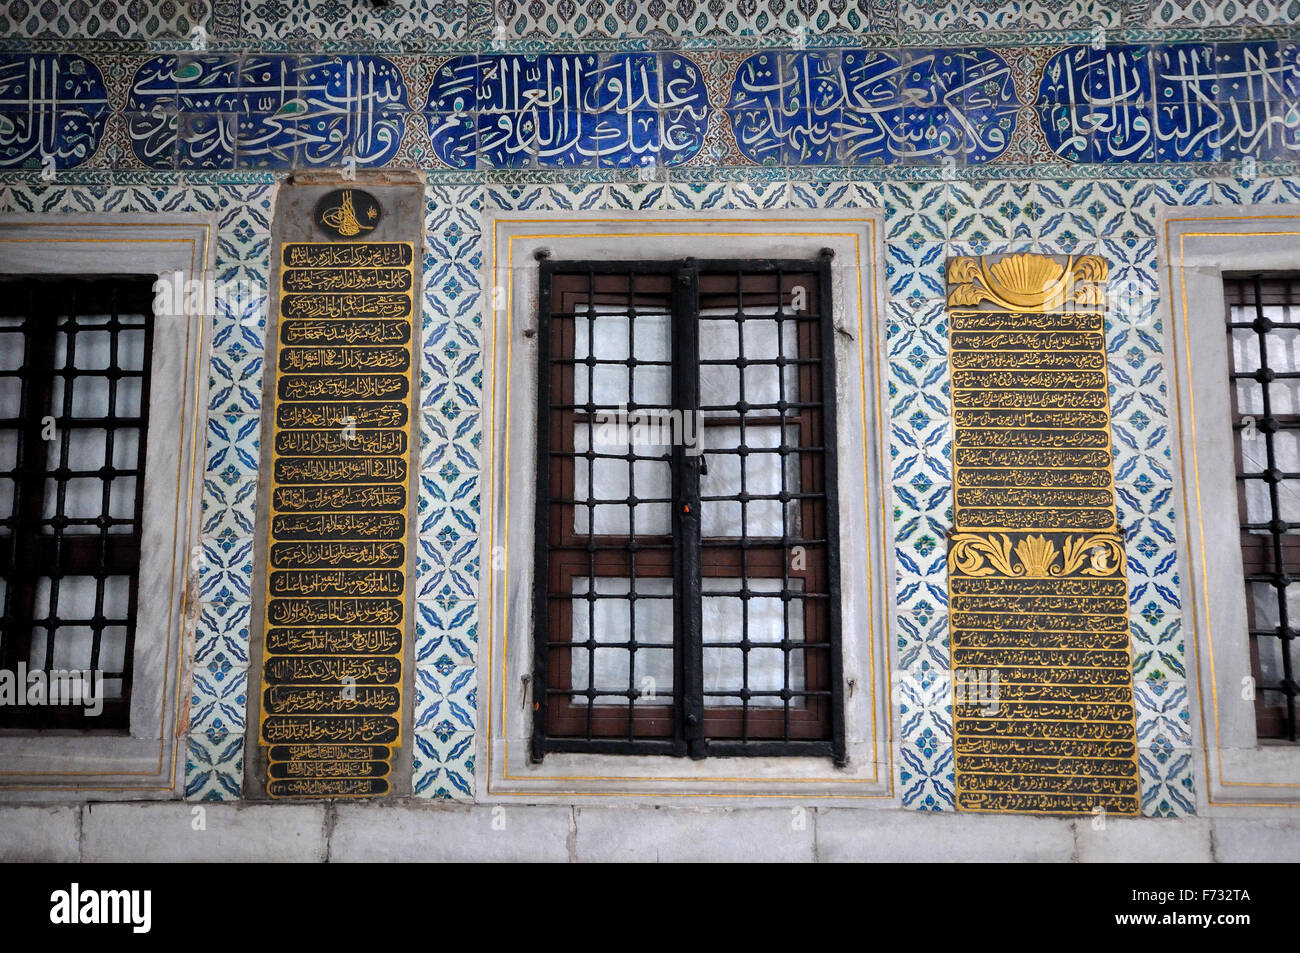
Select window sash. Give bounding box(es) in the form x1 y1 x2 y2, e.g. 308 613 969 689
532 258 845 761
0 278 154 730
1225 272 1300 743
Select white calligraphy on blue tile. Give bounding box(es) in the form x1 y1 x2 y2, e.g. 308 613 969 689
0 55 108 169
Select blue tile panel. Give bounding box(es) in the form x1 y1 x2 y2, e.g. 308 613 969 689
125 55 407 170
1038 42 1300 164
426 53 710 170
727 48 1019 165
0 54 108 170
2 44 1297 170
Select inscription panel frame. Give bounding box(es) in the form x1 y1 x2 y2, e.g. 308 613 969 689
243 175 424 801
946 252 1142 816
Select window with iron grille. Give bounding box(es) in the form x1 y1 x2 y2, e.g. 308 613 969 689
0 277 154 730
532 256 845 762
1226 273 1300 742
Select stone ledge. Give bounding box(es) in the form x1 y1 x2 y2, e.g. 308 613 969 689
80 802 328 863
330 802 572 862
574 806 815 862
0 801 1295 862
817 807 1076 862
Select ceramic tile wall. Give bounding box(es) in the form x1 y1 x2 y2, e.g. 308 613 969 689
0 2 1297 812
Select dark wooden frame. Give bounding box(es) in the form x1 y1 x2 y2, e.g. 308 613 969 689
532 260 844 761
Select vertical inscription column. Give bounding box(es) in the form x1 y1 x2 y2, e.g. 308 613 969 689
946 253 1140 816
248 182 421 799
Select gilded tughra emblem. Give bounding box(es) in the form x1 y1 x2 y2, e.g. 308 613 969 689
945 252 1139 817
314 188 381 239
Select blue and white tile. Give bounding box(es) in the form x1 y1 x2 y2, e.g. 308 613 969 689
185 728 244 801
412 729 475 801
192 601 252 670
189 661 248 735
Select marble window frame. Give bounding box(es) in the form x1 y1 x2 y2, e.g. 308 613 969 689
1160 204 1300 808
0 214 216 800
479 210 898 803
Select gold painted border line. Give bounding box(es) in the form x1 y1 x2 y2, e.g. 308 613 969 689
1168 218 1300 800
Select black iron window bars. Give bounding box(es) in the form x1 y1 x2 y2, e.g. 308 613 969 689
0 277 154 729
1227 273 1300 742
532 256 845 762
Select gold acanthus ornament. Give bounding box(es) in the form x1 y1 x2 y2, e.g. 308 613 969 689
948 532 1125 578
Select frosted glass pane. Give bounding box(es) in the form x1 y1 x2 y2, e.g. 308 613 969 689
118 328 146 371
1250 581 1300 629
570 576 674 704
1257 634 1286 698
1231 328 1258 371
71 332 113 370
1240 431 1300 522
100 628 128 697
111 428 140 471
698 313 796 409
1242 481 1270 525
700 363 740 409
1272 381 1300 416
573 310 670 408
632 365 671 406
35 575 98 621
67 428 108 472
115 376 142 417
573 423 671 536
1238 429 1299 473
0 321 22 371
51 375 110 418
1234 380 1263 416
36 626 94 670
0 377 21 418
28 627 51 668
1263 328 1300 372
1249 582 1300 700
702 577 804 707
1231 310 1300 413
55 315 112 371
102 576 131 620
1281 484 1300 523
700 424 794 538
109 477 137 522
589 364 630 403
43 477 103 524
